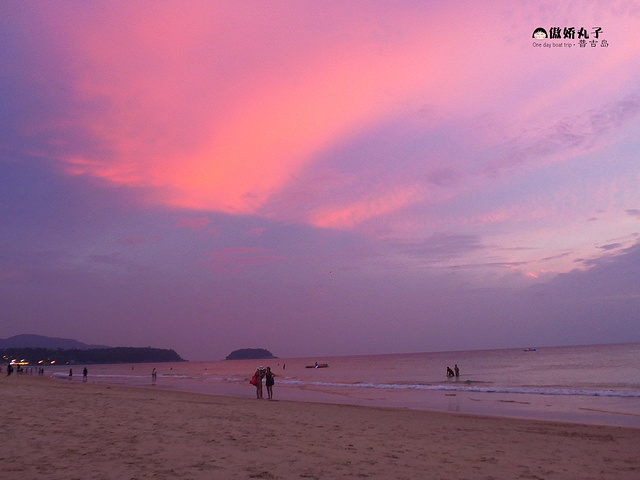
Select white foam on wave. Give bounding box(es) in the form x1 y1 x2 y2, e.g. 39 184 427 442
204 375 640 398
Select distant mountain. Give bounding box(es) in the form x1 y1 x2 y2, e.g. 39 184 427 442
226 348 277 360
0 334 109 350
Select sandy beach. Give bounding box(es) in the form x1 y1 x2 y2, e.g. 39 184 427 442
1 375 638 480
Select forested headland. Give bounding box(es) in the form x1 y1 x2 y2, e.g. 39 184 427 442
1 347 185 365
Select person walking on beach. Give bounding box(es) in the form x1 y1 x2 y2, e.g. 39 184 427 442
265 367 276 400
69 368 73 380
82 367 88 382
151 368 157 385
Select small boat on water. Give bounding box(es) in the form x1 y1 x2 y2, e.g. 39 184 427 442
523 348 536 352
305 363 329 368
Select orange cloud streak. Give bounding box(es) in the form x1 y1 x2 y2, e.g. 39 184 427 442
310 187 420 230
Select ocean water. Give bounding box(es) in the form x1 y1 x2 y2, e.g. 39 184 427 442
50 342 640 428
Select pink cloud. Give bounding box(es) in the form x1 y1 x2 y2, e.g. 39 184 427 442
309 187 420 229
12 2 640 253
247 228 266 238
175 217 211 231
0 268 25 282
23 3 485 220
207 247 287 274
116 236 148 247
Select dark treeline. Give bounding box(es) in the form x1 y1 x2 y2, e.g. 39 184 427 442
1 347 185 365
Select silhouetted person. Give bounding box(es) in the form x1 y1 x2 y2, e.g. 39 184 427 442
446 366 455 378
454 364 460 377
82 367 88 382
265 367 276 400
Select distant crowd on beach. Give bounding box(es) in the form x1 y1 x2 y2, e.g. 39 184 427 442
5 364 164 385
250 366 277 400
4 365 46 376
446 364 460 378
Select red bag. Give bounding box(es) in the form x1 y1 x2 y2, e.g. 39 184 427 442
250 374 257 386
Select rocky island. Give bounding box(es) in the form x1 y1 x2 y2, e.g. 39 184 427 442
225 348 277 360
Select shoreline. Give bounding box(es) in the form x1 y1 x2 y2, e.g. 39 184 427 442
50 367 640 429
142 381 640 432
3 375 639 479
39 343 640 429
140 381 640 429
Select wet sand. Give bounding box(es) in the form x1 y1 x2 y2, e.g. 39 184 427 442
1 375 638 479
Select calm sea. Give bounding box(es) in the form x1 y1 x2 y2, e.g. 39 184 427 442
50 342 640 428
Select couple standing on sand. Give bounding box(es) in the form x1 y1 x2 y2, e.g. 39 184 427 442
250 366 276 399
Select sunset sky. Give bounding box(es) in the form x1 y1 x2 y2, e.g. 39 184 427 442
2 1 639 360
